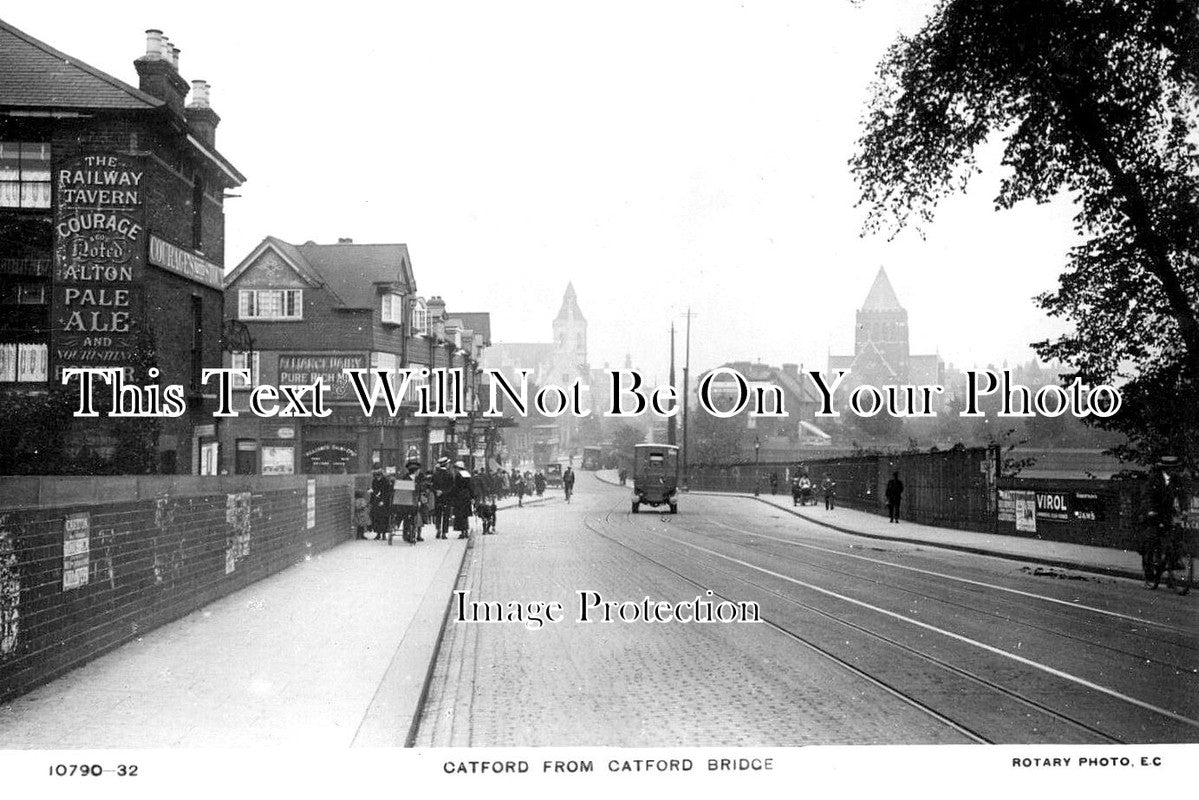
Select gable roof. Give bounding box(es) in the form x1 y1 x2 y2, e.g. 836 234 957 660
861 267 904 312
225 237 415 309
297 242 414 309
450 312 492 345
0 19 163 110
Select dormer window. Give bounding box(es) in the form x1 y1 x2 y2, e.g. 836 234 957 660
381 293 403 325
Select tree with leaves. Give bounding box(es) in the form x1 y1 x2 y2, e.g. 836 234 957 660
852 0 1199 467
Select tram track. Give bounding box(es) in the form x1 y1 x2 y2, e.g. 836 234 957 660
685 513 1199 675
584 496 1199 743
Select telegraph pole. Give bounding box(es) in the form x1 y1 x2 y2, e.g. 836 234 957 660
681 308 695 486
667 323 677 446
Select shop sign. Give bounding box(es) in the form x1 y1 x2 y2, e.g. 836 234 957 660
277 427 295 439
148 234 223 290
52 153 146 376
277 354 367 400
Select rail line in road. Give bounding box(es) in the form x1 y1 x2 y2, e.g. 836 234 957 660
584 495 1199 744
695 516 1199 676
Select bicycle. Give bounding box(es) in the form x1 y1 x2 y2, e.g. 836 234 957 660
1153 524 1194 596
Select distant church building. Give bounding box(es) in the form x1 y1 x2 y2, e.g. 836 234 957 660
828 267 943 395
485 283 592 465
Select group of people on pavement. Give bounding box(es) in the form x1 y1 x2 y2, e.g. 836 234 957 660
357 455 499 542
353 457 580 541
787 466 905 521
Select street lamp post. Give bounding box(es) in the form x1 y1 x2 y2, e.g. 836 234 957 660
754 435 761 496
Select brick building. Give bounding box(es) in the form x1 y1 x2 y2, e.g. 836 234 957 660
0 22 244 474
221 236 491 474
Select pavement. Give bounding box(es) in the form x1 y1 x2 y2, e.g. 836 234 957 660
596 471 1145 581
0 494 552 749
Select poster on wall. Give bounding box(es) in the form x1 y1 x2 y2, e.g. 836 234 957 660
1071 492 1105 523
261 446 295 475
1035 491 1071 522
306 479 316 529
1014 491 1037 533
997 489 1016 523
62 512 91 590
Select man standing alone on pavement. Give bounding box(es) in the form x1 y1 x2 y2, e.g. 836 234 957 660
821 473 836 511
369 462 393 540
886 471 904 523
431 457 454 539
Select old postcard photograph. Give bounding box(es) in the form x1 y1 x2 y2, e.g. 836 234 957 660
0 0 1196 794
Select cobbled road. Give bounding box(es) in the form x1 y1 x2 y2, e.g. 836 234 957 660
415 478 1199 746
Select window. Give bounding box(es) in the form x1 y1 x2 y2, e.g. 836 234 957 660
0 342 48 382
381 293 403 325
0 142 51 209
405 370 429 404
190 296 203 390
231 351 260 388
191 173 205 251
371 351 398 394
411 300 428 336
1 283 47 305
238 289 302 320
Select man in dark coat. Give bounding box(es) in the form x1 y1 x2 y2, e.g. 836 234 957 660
451 460 474 539
1141 457 1182 588
431 457 455 539
885 471 904 523
563 466 576 502
369 462 392 539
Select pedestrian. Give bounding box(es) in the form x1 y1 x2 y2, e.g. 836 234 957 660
452 460 474 539
769 472 779 495
534 471 546 497
513 471 526 507
886 471 904 523
821 473 836 511
431 456 454 539
563 465 576 502
369 462 393 540
353 490 370 539
1140 456 1181 588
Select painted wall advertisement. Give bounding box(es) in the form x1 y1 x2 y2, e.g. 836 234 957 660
277 354 367 400
52 153 147 379
62 512 91 590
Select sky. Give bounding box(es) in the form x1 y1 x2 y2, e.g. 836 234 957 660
7 1 1081 382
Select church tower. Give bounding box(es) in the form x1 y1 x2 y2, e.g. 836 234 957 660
548 282 588 386
854 267 910 381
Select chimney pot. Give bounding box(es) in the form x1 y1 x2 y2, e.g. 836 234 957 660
189 79 210 108
145 29 164 58
171 46 181 70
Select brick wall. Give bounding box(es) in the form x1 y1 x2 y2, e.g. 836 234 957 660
0 473 358 702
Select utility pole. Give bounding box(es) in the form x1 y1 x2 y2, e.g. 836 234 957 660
667 323 677 446
681 308 695 487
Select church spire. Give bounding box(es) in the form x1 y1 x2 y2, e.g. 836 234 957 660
861 266 903 312
555 281 585 322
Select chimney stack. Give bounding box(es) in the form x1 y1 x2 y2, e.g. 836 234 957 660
185 79 220 148
337 237 354 244
135 28 190 116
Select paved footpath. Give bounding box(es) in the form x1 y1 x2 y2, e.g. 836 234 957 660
0 496 551 749
599 472 1144 581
